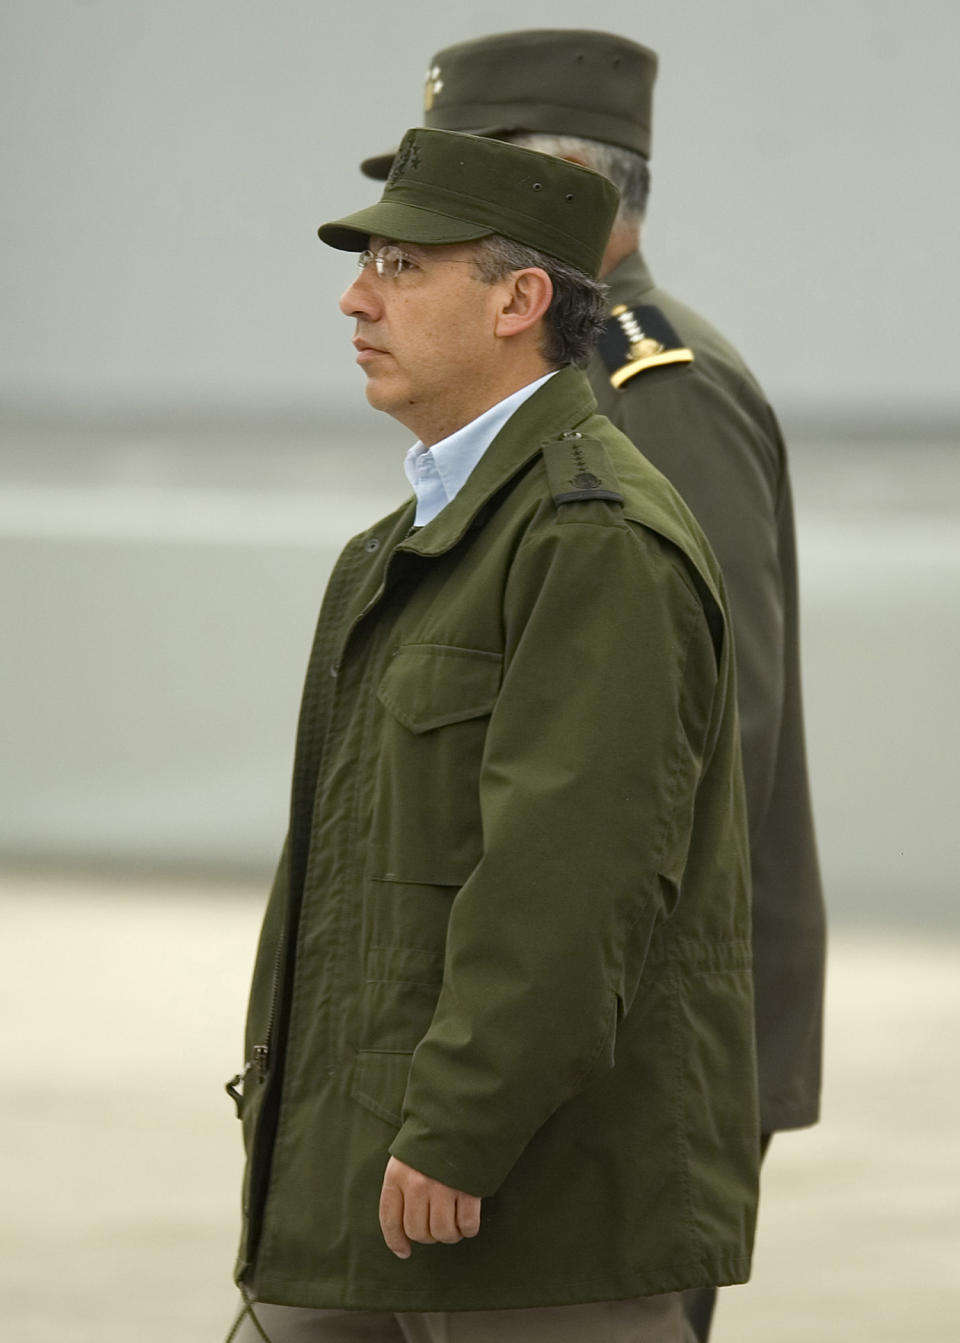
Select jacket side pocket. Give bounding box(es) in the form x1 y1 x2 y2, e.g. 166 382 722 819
350 1051 414 1129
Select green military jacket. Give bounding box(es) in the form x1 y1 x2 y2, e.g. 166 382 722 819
234 368 759 1311
589 253 826 1132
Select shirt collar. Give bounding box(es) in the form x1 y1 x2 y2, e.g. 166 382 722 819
397 366 598 560
403 372 556 526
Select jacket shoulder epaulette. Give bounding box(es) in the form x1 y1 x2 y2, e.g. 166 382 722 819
541 432 624 507
598 304 694 389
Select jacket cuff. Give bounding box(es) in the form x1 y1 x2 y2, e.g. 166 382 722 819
388 1119 506 1200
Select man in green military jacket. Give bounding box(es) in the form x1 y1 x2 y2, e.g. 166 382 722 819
226 129 759 1342
361 30 827 1341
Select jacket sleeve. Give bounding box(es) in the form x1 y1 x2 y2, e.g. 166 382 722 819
389 511 726 1196
598 366 785 843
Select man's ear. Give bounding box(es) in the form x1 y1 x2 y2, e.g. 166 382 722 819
493 268 553 339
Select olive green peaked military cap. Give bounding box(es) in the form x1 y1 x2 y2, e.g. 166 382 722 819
361 29 658 181
319 127 620 279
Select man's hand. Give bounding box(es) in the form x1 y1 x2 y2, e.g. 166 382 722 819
378 1156 482 1259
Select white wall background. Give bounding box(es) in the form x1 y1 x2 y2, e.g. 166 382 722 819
2 0 958 420
2 3 958 918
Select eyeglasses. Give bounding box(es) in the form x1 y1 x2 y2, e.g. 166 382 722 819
356 245 420 279
355 244 477 281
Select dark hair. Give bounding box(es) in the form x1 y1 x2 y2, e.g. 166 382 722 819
472 236 607 368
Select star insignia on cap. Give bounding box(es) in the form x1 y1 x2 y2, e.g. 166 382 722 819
423 64 444 112
387 138 421 186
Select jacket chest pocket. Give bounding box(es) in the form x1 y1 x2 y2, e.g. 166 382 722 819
370 643 502 888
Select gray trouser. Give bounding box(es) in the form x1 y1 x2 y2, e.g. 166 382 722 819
225 1290 686 1343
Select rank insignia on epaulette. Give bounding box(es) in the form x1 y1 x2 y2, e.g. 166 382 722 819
542 433 624 506
598 304 694 389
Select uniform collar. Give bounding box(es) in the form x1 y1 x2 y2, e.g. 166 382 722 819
602 248 656 303
397 366 598 558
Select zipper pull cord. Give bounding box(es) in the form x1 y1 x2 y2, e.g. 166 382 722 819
224 1043 271 1118
225 1061 251 1118
223 1283 277 1343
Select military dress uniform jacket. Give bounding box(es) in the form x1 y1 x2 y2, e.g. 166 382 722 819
589 253 826 1133
234 367 759 1311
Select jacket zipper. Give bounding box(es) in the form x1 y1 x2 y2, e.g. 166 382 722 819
255 933 286 1079
230 554 405 1119
225 935 283 1116
236 543 391 1274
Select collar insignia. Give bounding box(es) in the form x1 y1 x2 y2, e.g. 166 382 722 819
599 304 694 389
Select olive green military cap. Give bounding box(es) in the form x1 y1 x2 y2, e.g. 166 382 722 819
361 29 658 181
319 127 619 279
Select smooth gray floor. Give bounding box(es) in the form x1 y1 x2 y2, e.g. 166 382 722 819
2 873 958 1342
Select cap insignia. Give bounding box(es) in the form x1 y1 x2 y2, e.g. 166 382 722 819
387 138 421 187
424 65 444 112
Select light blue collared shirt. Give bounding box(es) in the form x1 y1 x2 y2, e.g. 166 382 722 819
403 372 556 527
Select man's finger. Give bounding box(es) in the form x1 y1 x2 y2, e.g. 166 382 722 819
455 1194 482 1239
378 1179 412 1259
428 1193 462 1245
402 1180 434 1245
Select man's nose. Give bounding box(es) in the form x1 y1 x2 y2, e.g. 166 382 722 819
339 271 380 319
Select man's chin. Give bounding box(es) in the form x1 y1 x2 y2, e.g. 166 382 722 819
363 377 401 416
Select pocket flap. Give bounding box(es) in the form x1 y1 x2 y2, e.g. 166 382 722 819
350 1051 413 1128
377 644 502 734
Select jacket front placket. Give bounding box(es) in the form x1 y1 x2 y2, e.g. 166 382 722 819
241 503 416 1272
298 540 433 1078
